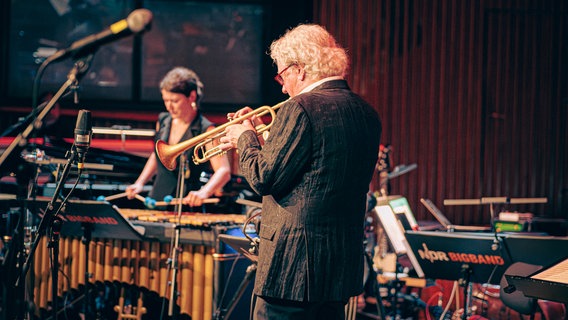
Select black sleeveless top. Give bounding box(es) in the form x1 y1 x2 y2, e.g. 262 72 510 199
150 112 214 201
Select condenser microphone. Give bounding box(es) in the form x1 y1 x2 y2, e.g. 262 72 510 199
74 110 92 169
46 8 153 63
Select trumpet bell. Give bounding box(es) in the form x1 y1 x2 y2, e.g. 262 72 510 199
155 139 177 171
155 100 288 170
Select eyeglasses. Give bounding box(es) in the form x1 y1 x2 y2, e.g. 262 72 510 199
274 64 295 85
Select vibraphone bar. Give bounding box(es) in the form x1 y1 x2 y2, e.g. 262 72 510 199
121 209 247 246
33 209 248 320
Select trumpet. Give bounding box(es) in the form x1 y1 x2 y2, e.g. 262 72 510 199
156 100 288 170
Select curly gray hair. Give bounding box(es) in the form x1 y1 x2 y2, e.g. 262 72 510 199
269 24 349 79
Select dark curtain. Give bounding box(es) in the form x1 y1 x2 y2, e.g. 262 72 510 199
314 0 568 223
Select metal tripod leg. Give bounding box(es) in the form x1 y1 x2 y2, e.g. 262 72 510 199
214 263 257 320
364 250 386 320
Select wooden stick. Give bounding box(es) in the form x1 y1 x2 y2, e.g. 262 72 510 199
153 198 220 207
104 192 128 201
134 194 146 203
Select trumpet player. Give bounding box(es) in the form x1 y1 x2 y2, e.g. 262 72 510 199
219 24 382 320
126 67 231 207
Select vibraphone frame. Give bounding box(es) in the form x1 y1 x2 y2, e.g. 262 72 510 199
32 207 248 320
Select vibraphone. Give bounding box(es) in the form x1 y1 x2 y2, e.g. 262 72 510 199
33 208 248 320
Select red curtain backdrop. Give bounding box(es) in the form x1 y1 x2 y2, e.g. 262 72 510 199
314 0 568 223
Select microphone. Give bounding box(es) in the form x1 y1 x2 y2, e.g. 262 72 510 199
46 8 153 63
74 110 92 170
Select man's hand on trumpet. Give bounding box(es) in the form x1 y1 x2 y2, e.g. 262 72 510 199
226 106 255 122
219 107 262 150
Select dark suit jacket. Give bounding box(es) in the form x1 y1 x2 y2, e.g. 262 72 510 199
237 79 382 302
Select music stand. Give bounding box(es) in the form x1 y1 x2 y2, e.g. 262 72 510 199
26 198 146 319
502 234 568 267
26 198 145 240
373 205 425 319
214 233 257 320
505 258 568 304
374 205 424 277
405 231 511 284
405 230 512 319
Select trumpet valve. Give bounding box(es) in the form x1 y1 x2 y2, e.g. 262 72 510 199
254 123 267 131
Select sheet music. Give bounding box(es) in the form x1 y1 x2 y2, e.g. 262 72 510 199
531 258 568 284
375 205 407 254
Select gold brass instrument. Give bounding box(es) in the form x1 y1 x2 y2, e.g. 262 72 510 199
156 101 288 170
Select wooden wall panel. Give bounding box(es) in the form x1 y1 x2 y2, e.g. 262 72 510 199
314 0 568 223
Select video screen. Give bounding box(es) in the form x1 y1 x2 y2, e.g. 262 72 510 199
141 1 265 106
8 0 265 106
8 0 135 101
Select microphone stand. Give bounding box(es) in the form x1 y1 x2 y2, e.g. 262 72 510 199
165 154 187 319
14 55 94 320
16 147 77 320
0 84 64 169
0 101 48 138
0 54 92 168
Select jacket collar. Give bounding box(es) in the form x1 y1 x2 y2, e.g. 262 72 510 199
300 76 345 94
